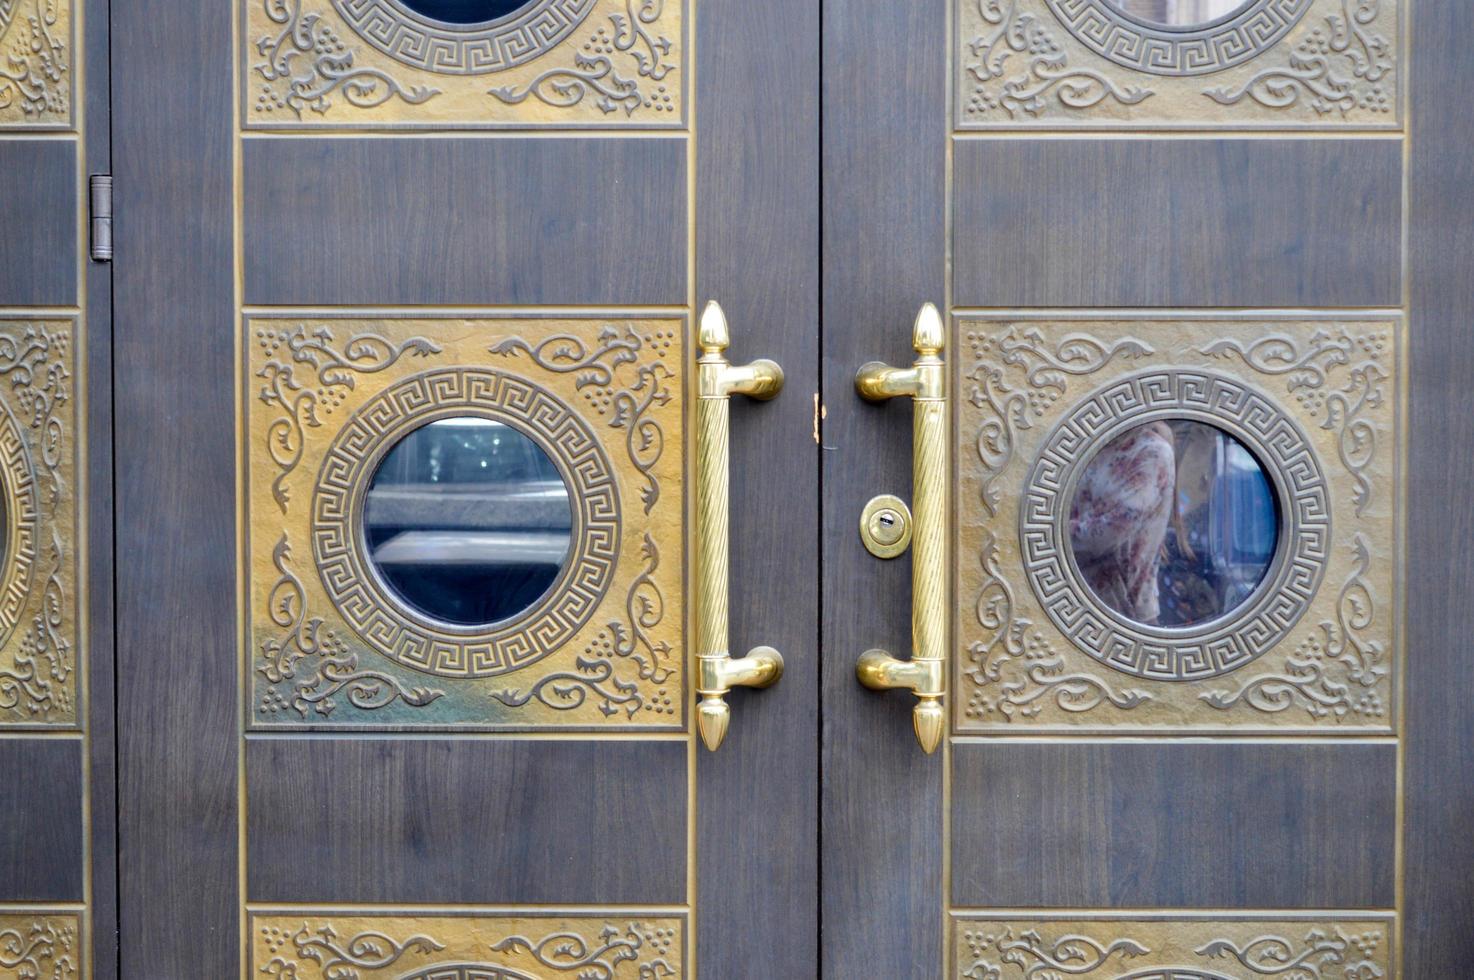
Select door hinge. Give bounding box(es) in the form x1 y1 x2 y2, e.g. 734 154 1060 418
89 175 112 263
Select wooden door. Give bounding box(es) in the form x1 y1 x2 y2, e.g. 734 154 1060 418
0 0 114 975
823 0 1471 975
111 0 817 974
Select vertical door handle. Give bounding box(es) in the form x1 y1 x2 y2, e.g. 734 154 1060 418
695 301 786 751
854 304 948 754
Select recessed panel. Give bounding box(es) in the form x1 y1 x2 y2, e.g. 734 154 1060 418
240 0 684 128
957 0 1402 129
243 313 685 731
956 314 1401 733
952 913 1393 979
249 910 686 978
0 143 77 308
0 0 73 129
0 739 82 901
0 315 81 730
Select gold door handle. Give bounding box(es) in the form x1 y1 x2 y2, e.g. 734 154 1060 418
854 303 948 754
695 301 786 751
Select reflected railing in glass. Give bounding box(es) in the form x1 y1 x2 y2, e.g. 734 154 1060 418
363 416 573 628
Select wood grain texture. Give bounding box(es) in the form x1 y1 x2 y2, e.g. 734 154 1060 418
954 139 1403 309
242 137 687 307
821 0 946 974
0 739 83 901
694 0 818 972
83 0 117 974
951 742 1395 909
0 141 76 307
1404 0 1474 972
113 0 238 971
245 737 687 905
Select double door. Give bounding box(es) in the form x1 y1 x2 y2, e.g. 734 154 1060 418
0 0 1469 975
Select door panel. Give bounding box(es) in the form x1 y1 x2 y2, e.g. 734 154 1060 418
822 0 1446 973
116 0 816 974
0 0 112 973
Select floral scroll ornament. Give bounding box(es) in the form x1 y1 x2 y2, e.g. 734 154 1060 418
255 324 442 511
963 0 1152 120
489 0 677 117
1206 0 1394 116
252 0 439 119
0 918 76 978
256 534 446 720
1197 928 1385 978
959 927 1150 979
491 922 678 980
0 0 67 120
258 922 445 979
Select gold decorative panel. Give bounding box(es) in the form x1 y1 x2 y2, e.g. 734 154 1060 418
241 0 685 129
249 910 686 978
0 912 82 978
0 0 71 128
951 912 1392 979
242 313 685 731
956 313 1401 732
956 0 1403 130
0 317 80 728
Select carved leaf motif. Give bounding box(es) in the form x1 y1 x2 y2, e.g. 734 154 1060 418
0 0 67 120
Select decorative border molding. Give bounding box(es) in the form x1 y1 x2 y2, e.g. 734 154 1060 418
952 914 1393 979
245 0 684 127
333 0 596 75
0 318 79 729
250 911 685 979
311 367 621 679
958 0 1402 129
957 315 1399 732
1021 369 1329 682
245 315 685 731
0 0 71 128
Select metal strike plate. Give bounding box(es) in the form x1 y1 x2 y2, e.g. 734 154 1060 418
860 494 913 559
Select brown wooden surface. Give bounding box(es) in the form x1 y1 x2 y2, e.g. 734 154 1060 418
114 0 238 973
242 137 687 307
83 0 117 974
954 139 1403 310
0 141 76 307
1405 0 1474 971
951 742 1395 909
0 739 83 901
246 738 687 905
821 0 947 974
693 0 819 971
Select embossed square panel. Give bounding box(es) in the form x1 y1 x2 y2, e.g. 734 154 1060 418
0 0 73 129
249 910 687 978
0 911 83 976
0 316 81 729
956 313 1402 733
956 0 1403 129
951 912 1393 978
242 313 685 731
240 0 685 129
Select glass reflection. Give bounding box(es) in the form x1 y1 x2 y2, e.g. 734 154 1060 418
364 416 572 627
1107 0 1252 28
398 0 534 24
1068 420 1278 629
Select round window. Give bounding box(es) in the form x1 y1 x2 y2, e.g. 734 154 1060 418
1105 0 1255 28
1067 418 1279 630
362 415 573 628
396 0 536 24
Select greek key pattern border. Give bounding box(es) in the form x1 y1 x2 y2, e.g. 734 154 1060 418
312 367 620 679
1021 369 1329 682
331 0 595 75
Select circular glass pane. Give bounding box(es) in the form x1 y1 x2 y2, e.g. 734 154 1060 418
397 0 535 25
363 416 573 628
1106 0 1253 28
1067 419 1279 629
